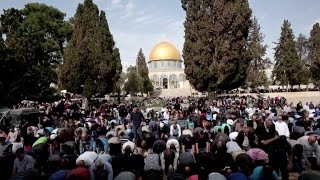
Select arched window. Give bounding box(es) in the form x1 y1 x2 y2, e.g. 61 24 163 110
179 73 186 82
169 74 178 89
160 75 168 89
152 74 159 88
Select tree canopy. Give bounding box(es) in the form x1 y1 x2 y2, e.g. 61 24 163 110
136 48 153 93
245 17 270 89
309 23 320 87
123 66 143 96
273 20 304 88
0 3 72 106
181 0 252 93
60 0 122 97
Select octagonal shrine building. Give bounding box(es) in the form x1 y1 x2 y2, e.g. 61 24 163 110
148 41 193 96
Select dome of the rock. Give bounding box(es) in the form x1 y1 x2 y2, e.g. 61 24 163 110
149 41 181 61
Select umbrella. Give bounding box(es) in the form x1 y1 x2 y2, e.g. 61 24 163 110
247 148 268 161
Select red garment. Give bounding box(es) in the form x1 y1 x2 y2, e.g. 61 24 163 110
188 175 199 180
0 132 7 139
66 167 90 180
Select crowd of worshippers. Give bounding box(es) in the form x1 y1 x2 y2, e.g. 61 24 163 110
1 96 320 180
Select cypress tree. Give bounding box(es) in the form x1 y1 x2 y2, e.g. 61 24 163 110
60 0 122 97
309 23 320 87
96 10 122 95
60 0 99 97
136 48 153 93
273 20 303 89
295 34 310 86
181 0 252 96
245 17 270 90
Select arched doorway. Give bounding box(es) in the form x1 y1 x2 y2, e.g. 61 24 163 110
163 78 168 89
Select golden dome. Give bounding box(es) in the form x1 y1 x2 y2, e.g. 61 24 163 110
149 41 181 61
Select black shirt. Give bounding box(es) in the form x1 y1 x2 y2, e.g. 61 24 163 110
130 111 144 127
197 133 209 149
182 137 195 150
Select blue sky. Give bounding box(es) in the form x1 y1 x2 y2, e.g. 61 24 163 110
1 0 320 70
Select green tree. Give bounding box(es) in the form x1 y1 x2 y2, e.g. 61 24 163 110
136 48 153 93
60 0 122 97
296 34 310 87
309 23 320 87
0 28 7 105
181 0 252 97
114 72 126 102
245 17 270 90
273 20 304 89
60 0 99 97
0 4 72 105
124 66 143 96
96 10 122 95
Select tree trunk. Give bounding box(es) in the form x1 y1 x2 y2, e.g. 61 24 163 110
117 92 121 104
208 91 217 101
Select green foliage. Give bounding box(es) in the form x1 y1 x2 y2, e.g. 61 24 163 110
273 20 304 87
181 0 252 92
296 34 310 85
309 23 320 86
136 48 153 93
0 4 72 106
60 0 122 97
114 72 126 94
245 17 270 89
124 66 143 96
144 80 154 93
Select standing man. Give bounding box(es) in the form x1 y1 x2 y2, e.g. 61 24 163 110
130 106 145 144
274 114 290 137
119 105 128 125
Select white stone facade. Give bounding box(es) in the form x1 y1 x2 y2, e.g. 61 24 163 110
148 60 191 90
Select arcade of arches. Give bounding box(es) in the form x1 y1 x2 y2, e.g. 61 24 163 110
152 74 186 89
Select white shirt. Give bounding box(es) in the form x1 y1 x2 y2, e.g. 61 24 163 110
7 131 18 143
163 111 170 120
242 136 250 147
284 105 291 113
274 121 290 137
226 141 242 154
170 125 181 137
